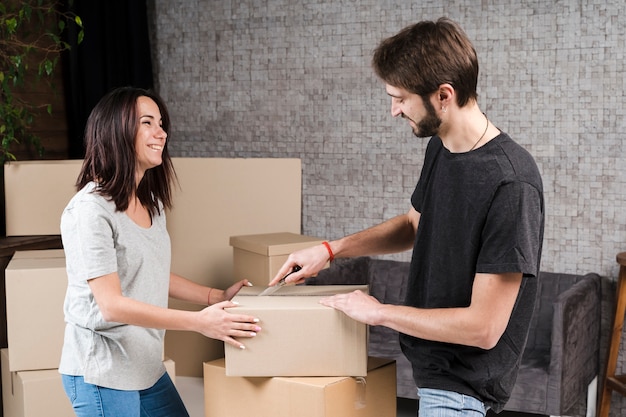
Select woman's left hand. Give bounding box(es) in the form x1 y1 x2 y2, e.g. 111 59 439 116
218 279 253 302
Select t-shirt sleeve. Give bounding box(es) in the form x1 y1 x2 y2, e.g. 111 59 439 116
476 180 544 277
62 199 118 282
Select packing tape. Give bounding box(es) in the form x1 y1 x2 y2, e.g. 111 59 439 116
355 376 367 409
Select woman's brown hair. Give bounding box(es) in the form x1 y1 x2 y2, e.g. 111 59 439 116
76 86 176 216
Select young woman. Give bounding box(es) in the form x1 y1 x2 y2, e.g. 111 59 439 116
60 87 260 417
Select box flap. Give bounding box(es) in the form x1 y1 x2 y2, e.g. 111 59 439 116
230 232 324 256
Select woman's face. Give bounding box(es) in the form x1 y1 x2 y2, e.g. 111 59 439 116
135 96 167 177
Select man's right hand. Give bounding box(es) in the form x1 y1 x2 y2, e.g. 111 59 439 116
268 242 333 285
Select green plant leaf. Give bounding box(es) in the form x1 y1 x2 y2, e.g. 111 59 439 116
5 17 17 33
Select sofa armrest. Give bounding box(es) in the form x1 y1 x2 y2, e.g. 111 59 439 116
547 273 601 414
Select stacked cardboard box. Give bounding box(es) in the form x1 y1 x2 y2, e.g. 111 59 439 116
4 158 305 377
204 357 396 417
229 232 328 286
224 285 369 377
202 235 398 416
1 249 176 417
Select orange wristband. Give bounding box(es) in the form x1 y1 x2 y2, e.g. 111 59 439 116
322 241 335 262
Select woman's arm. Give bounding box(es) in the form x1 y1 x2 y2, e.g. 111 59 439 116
88 273 259 349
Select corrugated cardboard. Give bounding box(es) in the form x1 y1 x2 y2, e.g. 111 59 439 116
4 160 82 236
164 158 302 377
1 349 177 417
1 349 74 417
230 232 326 285
10 249 66 260
5 251 67 371
163 357 176 385
225 285 368 377
203 357 397 417
4 158 303 377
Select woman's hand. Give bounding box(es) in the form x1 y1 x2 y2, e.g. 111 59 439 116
196 301 261 349
208 279 253 304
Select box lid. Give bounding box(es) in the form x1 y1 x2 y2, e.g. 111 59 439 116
7 256 66 271
11 249 65 260
230 286 368 310
230 232 324 256
237 285 368 298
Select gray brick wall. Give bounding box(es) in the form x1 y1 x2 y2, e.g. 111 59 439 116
148 1 626 414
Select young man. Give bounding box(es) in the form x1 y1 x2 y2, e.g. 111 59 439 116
270 18 544 416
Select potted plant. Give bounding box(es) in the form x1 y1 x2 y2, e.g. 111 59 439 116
0 0 83 236
0 0 83 163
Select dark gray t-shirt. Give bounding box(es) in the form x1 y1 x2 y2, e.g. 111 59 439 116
400 133 544 412
59 182 170 390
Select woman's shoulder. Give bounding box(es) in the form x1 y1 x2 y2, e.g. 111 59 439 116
66 182 115 214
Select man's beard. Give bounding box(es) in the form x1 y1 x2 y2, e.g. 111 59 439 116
409 98 442 138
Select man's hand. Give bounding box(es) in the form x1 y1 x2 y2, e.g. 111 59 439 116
319 290 382 325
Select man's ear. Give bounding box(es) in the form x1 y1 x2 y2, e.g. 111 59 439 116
438 84 455 110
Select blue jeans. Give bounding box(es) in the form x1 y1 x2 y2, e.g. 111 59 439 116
418 388 487 417
62 372 189 417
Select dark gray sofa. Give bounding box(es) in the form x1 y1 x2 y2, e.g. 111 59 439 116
308 257 602 416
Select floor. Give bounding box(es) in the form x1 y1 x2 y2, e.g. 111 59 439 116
177 376 419 416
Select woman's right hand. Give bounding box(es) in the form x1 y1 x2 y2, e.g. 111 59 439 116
196 301 261 349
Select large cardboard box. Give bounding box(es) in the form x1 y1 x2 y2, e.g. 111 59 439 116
224 285 368 377
1 349 177 417
4 160 82 236
230 232 326 285
203 357 397 417
1 349 73 417
5 250 67 371
4 158 304 377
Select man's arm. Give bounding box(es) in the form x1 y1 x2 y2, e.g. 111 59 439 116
269 207 420 285
320 271 522 350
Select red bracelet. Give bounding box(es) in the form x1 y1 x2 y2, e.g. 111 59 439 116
322 241 335 262
207 288 213 305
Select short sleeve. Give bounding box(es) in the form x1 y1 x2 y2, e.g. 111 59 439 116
61 199 118 282
476 180 544 277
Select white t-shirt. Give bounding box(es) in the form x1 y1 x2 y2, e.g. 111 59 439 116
59 182 170 390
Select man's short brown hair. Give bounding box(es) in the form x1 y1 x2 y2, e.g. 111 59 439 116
372 17 479 107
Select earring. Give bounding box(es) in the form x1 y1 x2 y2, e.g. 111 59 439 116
441 107 447 113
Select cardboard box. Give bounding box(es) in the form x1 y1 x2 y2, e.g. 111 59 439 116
163 357 176 385
1 349 74 417
230 232 326 285
5 251 67 371
163 158 303 377
4 160 82 236
10 249 66 260
4 158 304 377
1 349 177 417
203 357 397 417
224 285 368 377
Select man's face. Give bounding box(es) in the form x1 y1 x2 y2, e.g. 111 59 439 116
386 84 441 138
